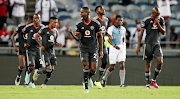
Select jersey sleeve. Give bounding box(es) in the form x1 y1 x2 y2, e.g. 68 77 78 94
141 18 148 29
107 26 113 36
22 26 29 34
75 23 81 34
160 17 165 28
14 26 20 33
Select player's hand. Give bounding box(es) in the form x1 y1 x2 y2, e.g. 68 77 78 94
107 34 113 39
24 43 30 48
68 28 73 34
40 45 46 51
154 18 159 24
114 45 120 50
58 43 62 47
14 47 19 52
136 47 140 55
100 51 103 59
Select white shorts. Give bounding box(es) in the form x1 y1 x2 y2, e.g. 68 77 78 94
109 45 126 64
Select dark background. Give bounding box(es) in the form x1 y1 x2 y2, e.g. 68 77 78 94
0 55 179 86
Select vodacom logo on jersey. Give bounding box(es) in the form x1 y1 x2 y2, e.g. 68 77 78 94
152 22 158 29
101 26 105 33
84 30 91 37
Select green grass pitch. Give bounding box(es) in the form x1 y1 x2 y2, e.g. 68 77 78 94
0 85 180 99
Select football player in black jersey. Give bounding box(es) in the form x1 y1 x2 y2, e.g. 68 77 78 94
68 7 103 93
22 14 44 88
33 17 62 88
93 5 113 88
12 16 33 86
136 7 165 89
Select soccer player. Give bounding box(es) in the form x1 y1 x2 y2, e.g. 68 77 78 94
22 14 44 88
12 16 33 86
136 7 165 89
102 15 127 87
68 7 103 93
93 5 112 88
33 17 62 88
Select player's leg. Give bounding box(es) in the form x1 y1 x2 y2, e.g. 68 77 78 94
117 45 127 87
41 54 57 88
143 44 153 89
96 48 108 82
15 54 26 85
28 51 41 88
102 46 117 87
25 51 35 86
80 51 90 92
119 61 127 87
151 45 163 88
145 60 151 89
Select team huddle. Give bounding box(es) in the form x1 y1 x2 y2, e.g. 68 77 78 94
12 6 165 93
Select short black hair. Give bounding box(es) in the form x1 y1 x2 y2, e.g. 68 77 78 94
95 5 102 12
28 16 33 20
50 16 58 20
81 7 90 13
116 15 123 20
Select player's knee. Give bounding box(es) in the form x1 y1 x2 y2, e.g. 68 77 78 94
109 65 115 71
46 69 52 73
157 60 163 66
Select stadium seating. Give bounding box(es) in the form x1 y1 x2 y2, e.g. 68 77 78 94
120 11 130 19
171 13 177 20
170 20 180 28
130 11 144 20
140 5 153 12
111 4 126 12
124 19 136 29
126 4 141 12
176 12 180 21
104 11 112 18
171 5 180 13
134 0 149 6
71 11 81 19
143 10 152 18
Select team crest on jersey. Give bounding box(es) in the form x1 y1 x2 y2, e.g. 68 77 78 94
48 35 54 42
84 30 91 37
90 26 94 30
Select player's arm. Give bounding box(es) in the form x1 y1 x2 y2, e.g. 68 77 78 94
22 26 30 48
35 29 46 51
108 37 120 50
54 31 62 47
11 31 19 52
97 31 103 59
155 18 165 35
68 28 80 41
136 29 145 55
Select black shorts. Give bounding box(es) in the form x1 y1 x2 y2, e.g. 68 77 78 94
41 51 57 67
26 50 42 68
18 48 26 56
143 44 163 60
80 50 98 63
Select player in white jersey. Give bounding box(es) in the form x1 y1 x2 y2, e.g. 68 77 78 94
102 15 127 87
